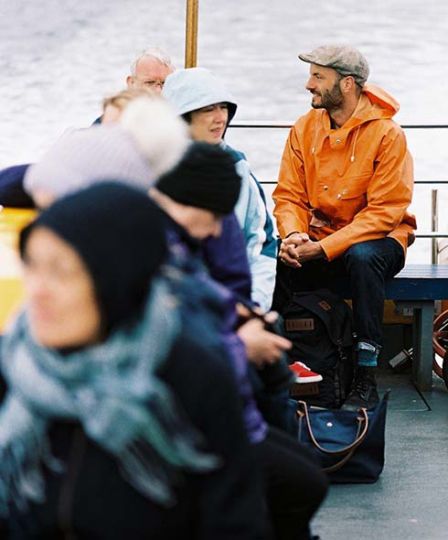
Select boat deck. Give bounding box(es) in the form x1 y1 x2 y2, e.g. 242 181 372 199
313 369 448 540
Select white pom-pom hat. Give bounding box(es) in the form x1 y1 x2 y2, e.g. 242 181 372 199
24 96 190 205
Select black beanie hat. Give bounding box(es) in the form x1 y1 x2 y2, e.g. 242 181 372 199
20 182 168 335
156 142 241 215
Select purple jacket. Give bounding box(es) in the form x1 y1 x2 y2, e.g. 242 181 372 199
163 213 267 444
202 214 252 304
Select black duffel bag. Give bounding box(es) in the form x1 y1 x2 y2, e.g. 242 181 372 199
296 392 389 483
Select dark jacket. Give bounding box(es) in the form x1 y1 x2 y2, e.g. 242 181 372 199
163 214 267 445
0 164 35 208
202 213 252 303
7 332 265 539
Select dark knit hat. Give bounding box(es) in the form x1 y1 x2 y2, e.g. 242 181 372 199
20 182 168 335
156 142 241 215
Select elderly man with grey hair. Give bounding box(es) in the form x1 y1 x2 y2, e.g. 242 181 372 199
273 45 416 411
126 47 175 93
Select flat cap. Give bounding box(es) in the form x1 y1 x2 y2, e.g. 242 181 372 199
299 45 369 86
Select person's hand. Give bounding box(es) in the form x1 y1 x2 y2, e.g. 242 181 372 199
284 232 310 246
237 317 292 367
292 240 325 263
279 237 325 267
279 232 309 267
236 302 265 319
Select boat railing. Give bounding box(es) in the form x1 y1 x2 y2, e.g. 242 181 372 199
230 121 448 262
231 122 448 129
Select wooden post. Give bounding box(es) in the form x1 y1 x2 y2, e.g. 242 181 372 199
431 189 438 265
185 0 199 68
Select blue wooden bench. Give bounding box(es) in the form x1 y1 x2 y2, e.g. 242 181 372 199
337 264 448 391
384 264 448 392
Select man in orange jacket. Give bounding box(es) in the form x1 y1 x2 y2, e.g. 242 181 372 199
273 45 416 410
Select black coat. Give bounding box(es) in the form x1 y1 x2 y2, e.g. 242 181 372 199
0 164 35 208
6 332 265 539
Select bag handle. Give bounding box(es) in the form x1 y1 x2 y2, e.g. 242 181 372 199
323 445 360 473
296 401 369 457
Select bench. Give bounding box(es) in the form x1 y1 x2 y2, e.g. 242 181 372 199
337 264 448 392
384 264 448 391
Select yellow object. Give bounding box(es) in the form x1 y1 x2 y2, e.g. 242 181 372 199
0 208 37 331
0 279 25 330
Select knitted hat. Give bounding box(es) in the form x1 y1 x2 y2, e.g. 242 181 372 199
156 142 241 215
24 125 153 201
24 97 189 203
20 182 168 335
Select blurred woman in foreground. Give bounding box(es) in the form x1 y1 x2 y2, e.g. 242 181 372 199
1 182 264 539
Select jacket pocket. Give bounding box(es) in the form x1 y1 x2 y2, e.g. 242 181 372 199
333 174 370 223
339 174 370 200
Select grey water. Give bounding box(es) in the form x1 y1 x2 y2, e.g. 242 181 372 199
1 0 448 262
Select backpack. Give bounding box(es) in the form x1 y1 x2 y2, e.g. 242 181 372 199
282 288 355 408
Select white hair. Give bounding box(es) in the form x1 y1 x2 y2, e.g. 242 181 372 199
130 47 175 76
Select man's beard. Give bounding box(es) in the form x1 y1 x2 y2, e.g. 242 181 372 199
311 81 343 112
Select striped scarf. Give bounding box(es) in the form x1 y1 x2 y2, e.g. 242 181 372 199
0 276 218 515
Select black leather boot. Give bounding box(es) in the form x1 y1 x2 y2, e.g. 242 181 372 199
341 366 379 411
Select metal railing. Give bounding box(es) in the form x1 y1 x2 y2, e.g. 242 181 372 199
231 122 448 130
229 121 448 262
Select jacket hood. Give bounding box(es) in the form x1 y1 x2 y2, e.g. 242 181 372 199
352 83 400 124
162 67 237 123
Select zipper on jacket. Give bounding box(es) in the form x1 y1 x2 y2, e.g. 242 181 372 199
57 426 87 540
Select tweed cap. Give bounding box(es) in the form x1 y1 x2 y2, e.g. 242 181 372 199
299 45 369 86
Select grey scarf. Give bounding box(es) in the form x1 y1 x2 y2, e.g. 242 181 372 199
0 277 218 515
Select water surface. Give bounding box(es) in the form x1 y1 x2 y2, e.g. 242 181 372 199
1 0 447 261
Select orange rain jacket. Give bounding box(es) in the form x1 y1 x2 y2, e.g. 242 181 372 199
273 84 416 261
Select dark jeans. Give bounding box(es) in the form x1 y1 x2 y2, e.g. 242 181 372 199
273 238 405 348
255 427 328 540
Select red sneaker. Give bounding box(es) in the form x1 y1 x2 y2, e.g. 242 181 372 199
289 362 323 383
